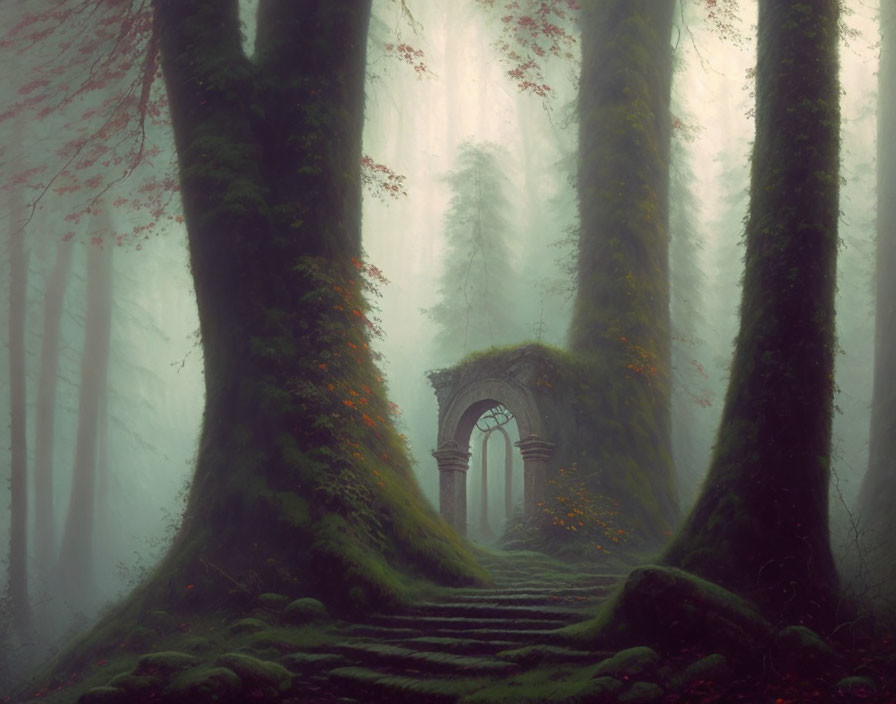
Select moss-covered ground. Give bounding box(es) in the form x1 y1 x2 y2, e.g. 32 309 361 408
8 549 896 703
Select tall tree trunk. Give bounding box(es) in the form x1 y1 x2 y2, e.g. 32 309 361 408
56 225 113 614
5 187 30 634
33 239 73 579
571 0 678 542
664 0 841 632
141 0 482 614
858 0 896 598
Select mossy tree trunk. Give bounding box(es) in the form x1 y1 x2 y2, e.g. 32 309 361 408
571 0 678 543
146 0 482 614
664 0 841 632
858 0 896 597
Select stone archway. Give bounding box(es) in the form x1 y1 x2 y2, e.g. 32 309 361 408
428 347 557 535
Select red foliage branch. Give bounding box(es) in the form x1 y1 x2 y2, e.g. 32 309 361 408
383 42 435 78
476 0 743 97
0 0 171 246
474 0 579 98
361 155 408 201
1 1 408 247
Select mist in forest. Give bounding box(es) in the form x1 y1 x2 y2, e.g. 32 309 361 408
0 0 885 685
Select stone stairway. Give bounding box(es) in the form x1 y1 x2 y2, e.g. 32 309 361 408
287 552 625 703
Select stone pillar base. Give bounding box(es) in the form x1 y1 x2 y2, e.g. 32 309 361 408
433 444 470 535
516 435 555 522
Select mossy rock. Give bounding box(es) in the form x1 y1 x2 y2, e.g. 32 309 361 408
772 625 838 676
258 592 290 610
229 617 268 634
599 566 773 659
136 650 201 675
177 635 212 653
594 646 659 679
835 675 878 699
675 653 731 689
215 652 292 693
283 597 328 624
76 687 126 704
589 676 624 699
619 681 664 703
106 672 162 693
168 666 243 702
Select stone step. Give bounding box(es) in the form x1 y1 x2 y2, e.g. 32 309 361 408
332 642 520 676
448 584 616 600
395 636 527 655
345 624 427 639
367 614 570 631
408 602 585 620
438 593 603 607
478 574 619 588
421 627 562 641
328 666 484 704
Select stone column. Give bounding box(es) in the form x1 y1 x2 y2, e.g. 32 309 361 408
516 435 554 521
492 426 513 522
433 443 470 535
479 431 493 539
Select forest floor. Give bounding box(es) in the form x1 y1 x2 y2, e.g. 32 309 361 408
9 547 896 703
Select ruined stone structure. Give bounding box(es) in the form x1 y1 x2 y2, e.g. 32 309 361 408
428 345 573 535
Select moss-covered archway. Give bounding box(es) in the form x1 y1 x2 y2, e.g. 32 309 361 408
428 345 570 534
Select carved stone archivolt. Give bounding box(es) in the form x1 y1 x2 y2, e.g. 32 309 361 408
428 345 564 534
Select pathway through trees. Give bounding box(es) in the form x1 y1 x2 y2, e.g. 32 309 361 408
294 552 623 702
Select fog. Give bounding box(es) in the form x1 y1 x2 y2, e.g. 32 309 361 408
0 0 883 674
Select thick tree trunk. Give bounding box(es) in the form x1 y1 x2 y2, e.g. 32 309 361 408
144 0 482 613
33 239 73 579
571 0 678 542
858 0 896 597
5 187 30 634
664 0 841 632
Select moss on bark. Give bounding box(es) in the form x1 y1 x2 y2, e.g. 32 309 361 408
663 0 842 632
571 0 678 543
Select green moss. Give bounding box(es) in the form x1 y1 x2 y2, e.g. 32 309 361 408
228 617 268 634
459 664 608 703
214 652 291 692
283 597 328 623
168 666 242 700
106 672 161 693
594 646 659 679
258 592 290 610
136 651 201 675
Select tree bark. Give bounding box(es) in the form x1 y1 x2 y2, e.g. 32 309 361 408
664 0 841 632
571 0 678 542
145 0 482 613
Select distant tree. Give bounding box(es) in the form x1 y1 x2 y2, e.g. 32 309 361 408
858 0 896 607
56 216 114 616
664 0 842 631
668 117 709 510
426 141 520 361
4 179 30 638
33 239 74 584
